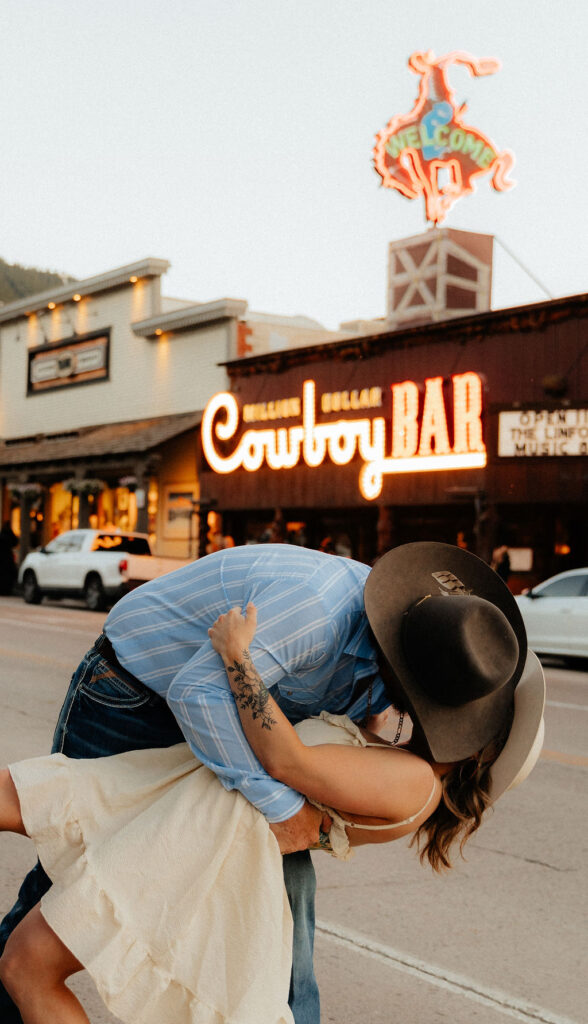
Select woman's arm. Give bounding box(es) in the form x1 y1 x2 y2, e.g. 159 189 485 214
208 605 434 824
208 604 307 777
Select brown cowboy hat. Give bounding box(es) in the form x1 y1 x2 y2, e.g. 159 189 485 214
487 650 545 802
364 542 544 769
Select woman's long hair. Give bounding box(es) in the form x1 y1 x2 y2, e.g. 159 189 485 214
409 722 511 873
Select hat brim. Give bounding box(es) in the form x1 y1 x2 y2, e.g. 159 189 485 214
488 651 545 802
364 542 528 761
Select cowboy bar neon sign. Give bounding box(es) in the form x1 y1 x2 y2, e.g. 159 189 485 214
373 51 515 224
202 373 486 500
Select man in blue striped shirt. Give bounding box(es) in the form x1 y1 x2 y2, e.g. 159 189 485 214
0 544 391 1024
106 544 390 824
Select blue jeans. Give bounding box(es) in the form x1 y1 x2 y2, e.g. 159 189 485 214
0 638 320 1024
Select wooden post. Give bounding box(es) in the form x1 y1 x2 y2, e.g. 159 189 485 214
18 495 32 563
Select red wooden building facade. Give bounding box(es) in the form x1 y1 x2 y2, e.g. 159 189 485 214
198 292 588 587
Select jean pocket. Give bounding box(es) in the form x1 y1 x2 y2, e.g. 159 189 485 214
80 656 152 709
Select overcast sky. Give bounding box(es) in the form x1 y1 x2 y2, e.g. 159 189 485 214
1 0 587 328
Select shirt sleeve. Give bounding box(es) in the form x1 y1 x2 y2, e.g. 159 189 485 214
166 639 306 823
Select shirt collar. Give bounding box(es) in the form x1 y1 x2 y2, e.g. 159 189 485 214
344 615 379 666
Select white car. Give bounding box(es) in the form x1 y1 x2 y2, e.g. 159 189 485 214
18 529 152 611
515 568 588 659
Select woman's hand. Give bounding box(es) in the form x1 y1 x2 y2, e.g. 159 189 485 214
208 603 258 663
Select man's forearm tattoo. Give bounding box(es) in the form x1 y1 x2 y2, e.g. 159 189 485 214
227 649 277 730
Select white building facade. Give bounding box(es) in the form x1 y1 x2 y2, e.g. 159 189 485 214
0 257 342 558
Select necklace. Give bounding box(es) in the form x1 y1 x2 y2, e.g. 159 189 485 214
392 711 405 745
362 678 405 745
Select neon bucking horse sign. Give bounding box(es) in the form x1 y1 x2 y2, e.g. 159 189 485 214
373 50 515 225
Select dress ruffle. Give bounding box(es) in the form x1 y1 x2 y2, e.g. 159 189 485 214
10 745 294 1024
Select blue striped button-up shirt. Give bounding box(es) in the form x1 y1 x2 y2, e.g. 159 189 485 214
104 544 388 822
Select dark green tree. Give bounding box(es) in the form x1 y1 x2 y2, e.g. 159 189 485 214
0 257 76 304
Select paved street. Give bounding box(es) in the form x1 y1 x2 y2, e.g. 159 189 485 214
0 597 586 1024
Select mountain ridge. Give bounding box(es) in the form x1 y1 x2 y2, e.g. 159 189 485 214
0 257 76 305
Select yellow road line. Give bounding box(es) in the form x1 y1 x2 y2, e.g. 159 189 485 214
541 748 588 767
0 646 72 669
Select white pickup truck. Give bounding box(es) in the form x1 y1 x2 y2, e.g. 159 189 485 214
18 529 192 611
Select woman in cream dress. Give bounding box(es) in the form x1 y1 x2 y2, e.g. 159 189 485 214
0 604 544 1024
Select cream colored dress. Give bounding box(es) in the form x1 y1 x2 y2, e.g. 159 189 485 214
9 712 373 1024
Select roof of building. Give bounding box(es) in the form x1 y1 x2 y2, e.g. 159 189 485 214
220 291 588 378
132 298 248 337
0 258 171 324
0 410 201 470
244 311 329 329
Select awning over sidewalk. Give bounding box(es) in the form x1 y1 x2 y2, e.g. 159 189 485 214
0 411 202 472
